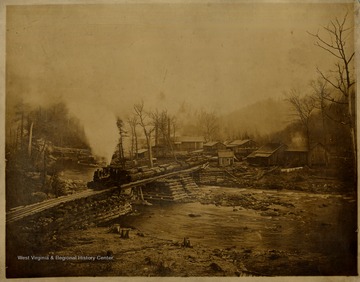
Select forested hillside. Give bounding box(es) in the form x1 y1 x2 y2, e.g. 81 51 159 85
5 101 90 209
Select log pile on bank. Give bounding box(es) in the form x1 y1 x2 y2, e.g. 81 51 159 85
142 175 200 202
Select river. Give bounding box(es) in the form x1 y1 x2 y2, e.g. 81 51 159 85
58 162 97 182
58 165 356 274
118 187 356 261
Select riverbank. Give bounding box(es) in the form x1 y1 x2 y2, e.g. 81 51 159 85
197 164 355 194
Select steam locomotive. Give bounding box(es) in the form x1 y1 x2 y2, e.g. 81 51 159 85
87 156 208 190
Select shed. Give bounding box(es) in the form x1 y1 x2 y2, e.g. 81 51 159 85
247 143 287 166
203 141 226 155
218 150 235 167
309 143 328 166
135 149 149 159
173 136 205 152
284 147 308 166
226 139 258 157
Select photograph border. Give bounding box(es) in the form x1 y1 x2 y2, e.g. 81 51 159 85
0 0 358 281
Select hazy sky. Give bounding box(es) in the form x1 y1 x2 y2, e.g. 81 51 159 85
5 2 355 159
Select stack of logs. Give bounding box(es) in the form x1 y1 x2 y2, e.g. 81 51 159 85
142 179 187 201
180 175 200 197
127 157 208 182
197 169 227 185
142 174 200 202
196 168 254 187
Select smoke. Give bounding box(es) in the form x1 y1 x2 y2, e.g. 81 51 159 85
67 101 119 164
291 132 306 148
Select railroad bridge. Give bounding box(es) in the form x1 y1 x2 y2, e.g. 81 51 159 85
6 164 206 234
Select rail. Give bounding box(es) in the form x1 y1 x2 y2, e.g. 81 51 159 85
6 163 208 224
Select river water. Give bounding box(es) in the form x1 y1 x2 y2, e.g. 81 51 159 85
60 165 356 269
118 187 355 258
124 201 276 250
59 162 96 182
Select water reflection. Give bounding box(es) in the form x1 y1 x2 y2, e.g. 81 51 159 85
55 161 96 182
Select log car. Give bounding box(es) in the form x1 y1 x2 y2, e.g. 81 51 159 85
87 156 208 190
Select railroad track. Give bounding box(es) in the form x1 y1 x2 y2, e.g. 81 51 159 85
6 163 208 224
6 188 116 224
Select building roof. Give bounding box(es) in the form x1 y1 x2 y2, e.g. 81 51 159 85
136 149 148 154
286 146 308 152
204 141 223 147
310 142 327 151
247 151 257 158
229 139 252 146
218 151 235 158
247 143 286 158
254 153 273 157
175 136 205 143
226 144 238 148
257 143 286 154
191 149 204 153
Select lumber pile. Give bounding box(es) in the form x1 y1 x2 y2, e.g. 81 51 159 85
180 175 200 196
142 178 189 202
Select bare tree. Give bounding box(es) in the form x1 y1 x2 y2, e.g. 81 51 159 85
310 78 331 166
13 100 30 153
170 115 178 139
127 115 138 161
27 121 34 157
151 109 161 149
151 109 178 160
197 110 219 142
134 101 155 167
116 117 126 167
308 12 356 160
286 89 316 154
310 78 330 138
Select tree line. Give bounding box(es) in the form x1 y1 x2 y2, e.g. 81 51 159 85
6 101 89 168
113 13 355 174
285 12 355 171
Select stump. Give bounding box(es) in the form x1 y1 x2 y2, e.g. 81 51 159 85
120 228 130 239
182 237 191 248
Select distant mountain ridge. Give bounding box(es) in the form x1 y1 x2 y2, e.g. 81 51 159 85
221 98 291 137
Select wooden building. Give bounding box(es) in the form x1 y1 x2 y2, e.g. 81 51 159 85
309 143 328 166
203 141 226 155
218 151 235 167
135 148 149 159
226 139 258 158
247 143 287 166
284 143 328 167
284 147 308 166
173 136 205 152
153 144 169 158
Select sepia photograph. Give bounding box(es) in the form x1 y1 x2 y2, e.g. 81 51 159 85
3 0 358 279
